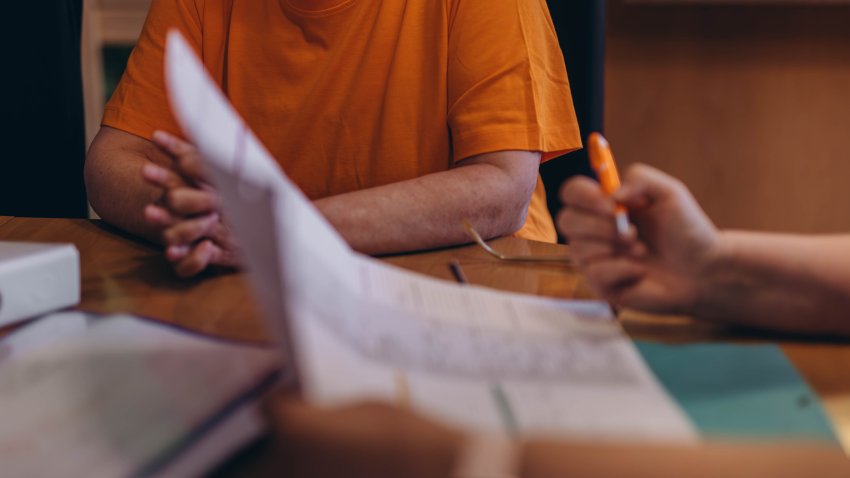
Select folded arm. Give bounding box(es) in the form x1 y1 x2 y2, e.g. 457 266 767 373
315 150 539 255
86 127 540 265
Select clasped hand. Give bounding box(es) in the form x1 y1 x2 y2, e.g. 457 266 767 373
142 131 241 277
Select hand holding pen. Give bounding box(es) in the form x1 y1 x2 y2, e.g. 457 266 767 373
557 134 720 313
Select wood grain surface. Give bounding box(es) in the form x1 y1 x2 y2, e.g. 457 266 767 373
1 217 848 475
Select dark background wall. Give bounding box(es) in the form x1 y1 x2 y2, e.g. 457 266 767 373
1 1 88 218
543 0 607 240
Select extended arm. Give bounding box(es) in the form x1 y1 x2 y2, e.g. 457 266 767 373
266 399 850 478
558 164 850 337
697 232 850 336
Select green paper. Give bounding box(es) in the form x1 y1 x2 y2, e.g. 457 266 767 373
636 341 837 442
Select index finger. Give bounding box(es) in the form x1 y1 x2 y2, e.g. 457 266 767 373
615 163 687 208
560 176 616 215
153 130 208 183
142 163 185 189
152 130 195 157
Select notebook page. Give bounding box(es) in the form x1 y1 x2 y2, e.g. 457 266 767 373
0 313 279 477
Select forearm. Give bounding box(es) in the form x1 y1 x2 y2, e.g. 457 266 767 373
695 231 850 336
85 127 169 243
315 152 538 255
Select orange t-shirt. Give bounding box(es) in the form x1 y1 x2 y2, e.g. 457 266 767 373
103 0 581 242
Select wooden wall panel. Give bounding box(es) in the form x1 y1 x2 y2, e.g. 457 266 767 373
605 2 850 233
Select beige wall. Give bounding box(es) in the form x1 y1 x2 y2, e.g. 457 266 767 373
606 2 850 233
82 0 150 146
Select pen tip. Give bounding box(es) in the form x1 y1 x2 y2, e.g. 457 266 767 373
589 132 608 148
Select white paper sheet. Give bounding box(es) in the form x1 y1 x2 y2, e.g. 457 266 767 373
164 31 698 442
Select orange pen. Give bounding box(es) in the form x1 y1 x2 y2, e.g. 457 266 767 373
587 132 630 236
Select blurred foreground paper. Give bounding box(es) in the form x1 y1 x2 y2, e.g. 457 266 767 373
0 312 279 477
164 30 697 442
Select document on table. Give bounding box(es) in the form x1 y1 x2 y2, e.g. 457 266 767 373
164 31 698 442
0 312 280 478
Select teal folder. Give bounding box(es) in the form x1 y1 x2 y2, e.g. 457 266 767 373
636 341 838 442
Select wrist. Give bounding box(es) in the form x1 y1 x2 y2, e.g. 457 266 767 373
691 230 738 320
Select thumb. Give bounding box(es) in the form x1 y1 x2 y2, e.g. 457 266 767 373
614 163 685 209
153 130 195 157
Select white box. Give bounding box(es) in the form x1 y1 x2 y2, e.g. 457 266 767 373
0 242 80 326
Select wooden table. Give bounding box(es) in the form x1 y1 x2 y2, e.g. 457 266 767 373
1 216 849 475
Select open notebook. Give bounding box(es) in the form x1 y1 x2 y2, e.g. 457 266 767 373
0 312 279 477
162 31 698 442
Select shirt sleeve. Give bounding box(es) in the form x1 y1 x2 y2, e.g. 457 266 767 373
447 0 582 163
101 0 203 140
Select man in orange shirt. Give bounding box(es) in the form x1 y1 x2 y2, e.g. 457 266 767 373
85 0 581 276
